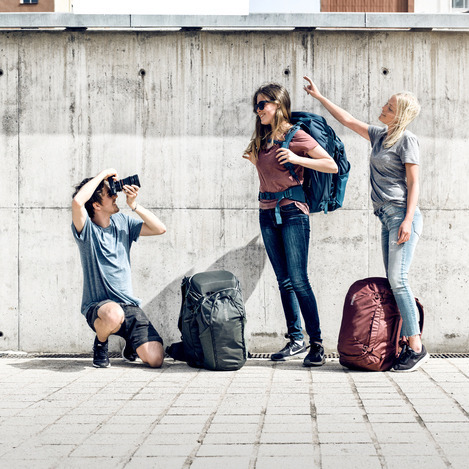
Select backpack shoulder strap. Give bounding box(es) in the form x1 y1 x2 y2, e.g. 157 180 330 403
282 124 302 183
281 124 301 149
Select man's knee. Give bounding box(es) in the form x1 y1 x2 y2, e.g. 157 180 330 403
136 341 164 368
96 302 125 329
147 355 164 368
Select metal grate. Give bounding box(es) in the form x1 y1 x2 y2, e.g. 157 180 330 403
2 352 469 359
248 352 341 359
249 352 469 359
429 353 469 358
0 352 123 359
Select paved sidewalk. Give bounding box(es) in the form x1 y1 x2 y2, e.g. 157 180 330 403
0 355 468 469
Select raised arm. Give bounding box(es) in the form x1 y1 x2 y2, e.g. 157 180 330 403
123 185 166 236
303 76 370 141
72 168 117 234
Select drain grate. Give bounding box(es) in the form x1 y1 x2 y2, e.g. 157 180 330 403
2 352 469 360
0 352 124 359
429 353 469 358
248 352 272 359
249 352 469 359
248 352 341 359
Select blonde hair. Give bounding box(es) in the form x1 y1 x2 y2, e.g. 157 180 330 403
384 92 421 148
245 83 292 161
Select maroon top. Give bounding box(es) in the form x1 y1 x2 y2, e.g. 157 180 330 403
256 129 318 214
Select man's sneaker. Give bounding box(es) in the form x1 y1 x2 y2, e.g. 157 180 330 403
93 337 110 368
303 343 326 367
271 340 307 361
392 344 429 372
122 341 138 362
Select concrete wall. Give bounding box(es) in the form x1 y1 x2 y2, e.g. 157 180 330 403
0 29 468 354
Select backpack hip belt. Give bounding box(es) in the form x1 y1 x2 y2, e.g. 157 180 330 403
258 184 305 224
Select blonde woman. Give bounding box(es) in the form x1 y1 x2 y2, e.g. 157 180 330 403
243 83 337 367
303 76 427 372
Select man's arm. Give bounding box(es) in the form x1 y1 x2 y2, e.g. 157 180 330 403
123 184 166 236
72 168 117 234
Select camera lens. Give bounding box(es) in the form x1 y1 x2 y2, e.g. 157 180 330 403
121 175 141 188
107 174 140 195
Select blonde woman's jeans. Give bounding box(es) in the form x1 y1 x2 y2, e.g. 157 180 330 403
377 203 423 338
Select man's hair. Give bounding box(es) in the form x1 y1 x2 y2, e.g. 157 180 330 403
72 178 106 219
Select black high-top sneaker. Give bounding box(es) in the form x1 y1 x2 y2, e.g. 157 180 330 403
93 337 110 368
303 343 326 367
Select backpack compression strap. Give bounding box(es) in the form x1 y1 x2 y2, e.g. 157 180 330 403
258 124 304 224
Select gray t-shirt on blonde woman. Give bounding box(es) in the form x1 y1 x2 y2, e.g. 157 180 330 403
368 125 419 214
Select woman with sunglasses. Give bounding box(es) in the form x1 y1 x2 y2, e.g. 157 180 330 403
243 83 338 367
303 76 427 372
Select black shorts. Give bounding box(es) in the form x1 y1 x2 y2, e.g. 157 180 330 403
85 300 163 350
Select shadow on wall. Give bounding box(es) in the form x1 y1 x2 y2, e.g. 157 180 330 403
144 235 267 343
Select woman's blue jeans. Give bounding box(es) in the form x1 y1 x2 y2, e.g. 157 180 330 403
259 204 321 344
376 203 423 338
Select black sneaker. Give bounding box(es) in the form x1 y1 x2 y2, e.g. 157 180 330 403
122 341 138 362
271 340 307 361
303 343 326 367
392 344 429 372
93 337 110 368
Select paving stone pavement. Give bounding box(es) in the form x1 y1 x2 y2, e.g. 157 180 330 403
0 355 468 469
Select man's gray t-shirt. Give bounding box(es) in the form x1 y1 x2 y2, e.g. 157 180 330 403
368 125 419 213
71 213 143 315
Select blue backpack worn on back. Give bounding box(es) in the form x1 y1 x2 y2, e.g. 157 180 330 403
259 111 351 222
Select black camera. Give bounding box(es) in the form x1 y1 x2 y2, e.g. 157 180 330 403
107 174 141 196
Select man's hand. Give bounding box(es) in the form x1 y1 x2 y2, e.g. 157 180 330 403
123 184 139 210
103 168 118 182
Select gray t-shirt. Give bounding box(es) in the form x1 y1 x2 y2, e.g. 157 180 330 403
368 125 420 213
72 212 143 315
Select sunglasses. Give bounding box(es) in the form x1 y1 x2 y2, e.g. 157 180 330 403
254 100 274 112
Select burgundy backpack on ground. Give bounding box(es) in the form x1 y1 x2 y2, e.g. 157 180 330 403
337 277 424 372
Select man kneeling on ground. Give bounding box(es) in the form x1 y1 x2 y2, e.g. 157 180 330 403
72 168 166 368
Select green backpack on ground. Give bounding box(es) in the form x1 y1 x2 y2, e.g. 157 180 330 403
166 270 247 371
